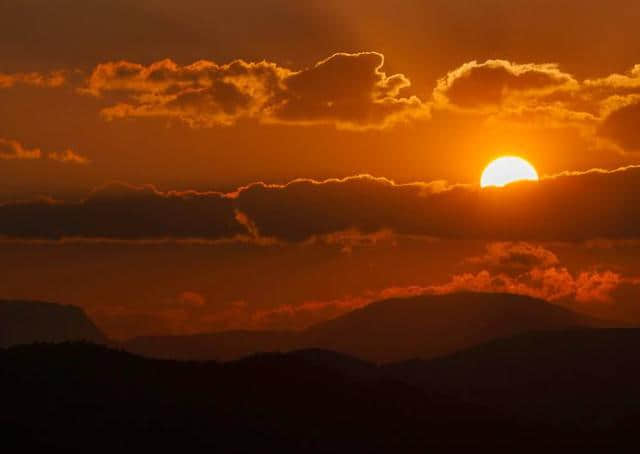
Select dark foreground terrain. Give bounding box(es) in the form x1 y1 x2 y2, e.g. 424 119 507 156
3 329 640 451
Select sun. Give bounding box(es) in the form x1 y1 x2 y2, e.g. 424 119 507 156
480 156 539 188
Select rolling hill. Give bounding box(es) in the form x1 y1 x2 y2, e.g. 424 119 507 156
124 292 607 362
4 330 640 450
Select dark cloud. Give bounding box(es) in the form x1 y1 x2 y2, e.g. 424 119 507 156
84 53 427 129
599 98 640 150
267 52 425 129
434 60 577 109
235 167 640 242
3 167 640 242
0 183 242 240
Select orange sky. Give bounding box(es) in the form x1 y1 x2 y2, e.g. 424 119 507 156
2 0 640 337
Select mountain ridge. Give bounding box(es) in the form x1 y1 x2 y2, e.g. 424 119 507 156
4 330 640 449
123 291 609 362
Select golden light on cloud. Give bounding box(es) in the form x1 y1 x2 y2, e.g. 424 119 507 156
480 156 539 188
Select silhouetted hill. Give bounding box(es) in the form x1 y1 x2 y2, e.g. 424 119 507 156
304 292 605 362
123 330 297 361
0 342 502 451
0 300 106 348
3 334 640 450
124 292 607 362
384 329 640 433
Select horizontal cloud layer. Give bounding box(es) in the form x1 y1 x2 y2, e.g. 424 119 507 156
84 52 427 129
234 167 640 242
5 52 640 150
0 138 87 164
0 138 41 160
3 166 640 242
0 183 240 240
431 60 640 151
0 71 66 88
447 241 627 304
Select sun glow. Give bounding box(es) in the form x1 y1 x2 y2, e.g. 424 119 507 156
480 156 539 188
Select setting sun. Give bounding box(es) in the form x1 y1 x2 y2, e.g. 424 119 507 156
480 156 539 188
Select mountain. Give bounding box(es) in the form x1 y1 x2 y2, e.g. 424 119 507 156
384 329 640 431
0 293 615 363
0 342 500 451
387 328 640 402
124 292 607 362
302 292 605 362
123 330 297 361
3 332 640 450
0 300 106 348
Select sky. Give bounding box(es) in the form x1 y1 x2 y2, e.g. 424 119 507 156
2 0 640 338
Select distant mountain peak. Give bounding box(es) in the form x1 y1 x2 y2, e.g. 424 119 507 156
0 299 106 348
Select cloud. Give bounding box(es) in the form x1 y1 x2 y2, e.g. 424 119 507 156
428 268 623 304
265 52 426 129
0 182 243 240
6 53 640 149
5 53 640 151
434 60 577 110
431 241 629 304
90 242 635 336
432 60 640 151
303 228 398 253
574 271 623 303
598 97 640 150
0 71 66 88
154 266 627 333
234 166 640 242
177 291 207 308
4 166 640 242
451 60 640 153
86 58 287 127
584 64 640 96
232 175 457 242
47 149 90 164
0 138 41 160
83 52 427 129
465 242 559 273
0 138 88 164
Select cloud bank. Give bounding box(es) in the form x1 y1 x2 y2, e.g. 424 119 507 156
0 138 87 164
5 52 640 151
3 166 640 242
84 52 427 130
